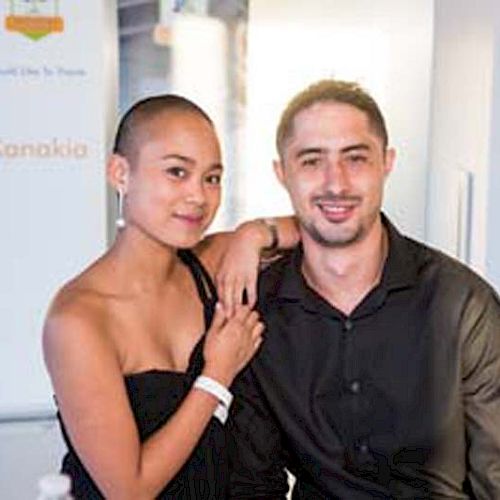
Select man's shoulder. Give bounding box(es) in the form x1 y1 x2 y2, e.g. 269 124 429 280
256 248 298 311
404 234 498 299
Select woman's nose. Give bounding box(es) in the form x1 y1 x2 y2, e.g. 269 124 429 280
185 178 206 205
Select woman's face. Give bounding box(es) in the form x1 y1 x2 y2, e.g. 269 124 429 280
123 110 223 249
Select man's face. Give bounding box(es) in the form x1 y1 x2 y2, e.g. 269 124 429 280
275 101 394 248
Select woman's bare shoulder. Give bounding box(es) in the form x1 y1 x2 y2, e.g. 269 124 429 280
42 265 117 361
48 266 108 319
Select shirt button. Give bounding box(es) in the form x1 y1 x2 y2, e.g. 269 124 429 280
344 319 353 332
359 443 369 454
350 380 361 394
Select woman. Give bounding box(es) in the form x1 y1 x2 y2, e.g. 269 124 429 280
43 95 298 499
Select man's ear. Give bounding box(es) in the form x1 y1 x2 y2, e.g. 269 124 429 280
107 154 130 192
384 147 396 178
273 159 286 187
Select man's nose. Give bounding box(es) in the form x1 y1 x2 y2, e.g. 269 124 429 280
323 159 350 194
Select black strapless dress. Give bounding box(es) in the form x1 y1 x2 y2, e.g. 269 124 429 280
58 250 228 498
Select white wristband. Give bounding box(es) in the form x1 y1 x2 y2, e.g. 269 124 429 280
213 403 229 424
193 375 233 424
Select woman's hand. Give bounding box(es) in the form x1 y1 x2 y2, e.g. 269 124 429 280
203 303 264 387
214 217 299 316
215 221 269 316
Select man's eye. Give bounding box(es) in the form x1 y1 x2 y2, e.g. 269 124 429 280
165 166 187 178
346 155 368 164
301 157 322 167
205 174 222 185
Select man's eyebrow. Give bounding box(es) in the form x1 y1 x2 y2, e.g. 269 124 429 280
295 147 327 159
340 143 371 154
294 144 372 159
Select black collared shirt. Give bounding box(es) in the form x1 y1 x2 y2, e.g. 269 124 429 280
229 218 500 499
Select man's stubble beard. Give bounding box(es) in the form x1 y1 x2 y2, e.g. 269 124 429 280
300 216 365 249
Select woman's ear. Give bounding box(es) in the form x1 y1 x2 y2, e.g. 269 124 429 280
107 154 130 193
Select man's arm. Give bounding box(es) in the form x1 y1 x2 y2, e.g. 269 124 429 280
228 365 290 499
461 285 500 499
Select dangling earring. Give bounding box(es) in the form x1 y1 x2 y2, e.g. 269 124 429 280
116 189 126 229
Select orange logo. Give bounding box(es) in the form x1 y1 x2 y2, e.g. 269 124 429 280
5 1 64 41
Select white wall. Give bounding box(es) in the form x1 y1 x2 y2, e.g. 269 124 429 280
486 17 500 290
239 0 434 241
0 419 66 499
169 14 230 231
428 0 500 289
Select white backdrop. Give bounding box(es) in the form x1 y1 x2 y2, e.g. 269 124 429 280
0 0 118 417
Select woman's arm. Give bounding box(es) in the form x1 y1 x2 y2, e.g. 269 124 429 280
43 300 263 500
197 216 300 314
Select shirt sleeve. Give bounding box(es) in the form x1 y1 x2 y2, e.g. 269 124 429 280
227 365 290 499
461 285 500 499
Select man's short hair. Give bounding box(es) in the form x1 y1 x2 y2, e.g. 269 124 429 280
113 94 213 166
276 79 389 158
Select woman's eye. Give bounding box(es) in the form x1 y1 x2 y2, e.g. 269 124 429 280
165 166 187 178
205 174 222 185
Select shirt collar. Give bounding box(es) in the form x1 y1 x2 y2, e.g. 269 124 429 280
276 213 419 304
380 213 419 291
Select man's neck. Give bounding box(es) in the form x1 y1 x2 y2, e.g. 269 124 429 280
301 219 388 316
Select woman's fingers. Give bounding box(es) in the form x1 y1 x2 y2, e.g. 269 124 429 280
215 275 229 317
210 303 226 332
243 310 260 331
215 232 262 314
252 321 264 340
251 324 264 353
244 275 257 309
230 276 245 316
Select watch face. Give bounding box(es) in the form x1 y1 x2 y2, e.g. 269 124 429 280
12 0 56 16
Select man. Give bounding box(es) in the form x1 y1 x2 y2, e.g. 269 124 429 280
228 80 500 499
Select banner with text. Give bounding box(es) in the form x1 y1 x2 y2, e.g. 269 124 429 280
0 0 117 416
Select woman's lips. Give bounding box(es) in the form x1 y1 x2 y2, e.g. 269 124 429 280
173 213 204 226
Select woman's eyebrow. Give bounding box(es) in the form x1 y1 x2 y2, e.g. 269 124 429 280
160 153 194 163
